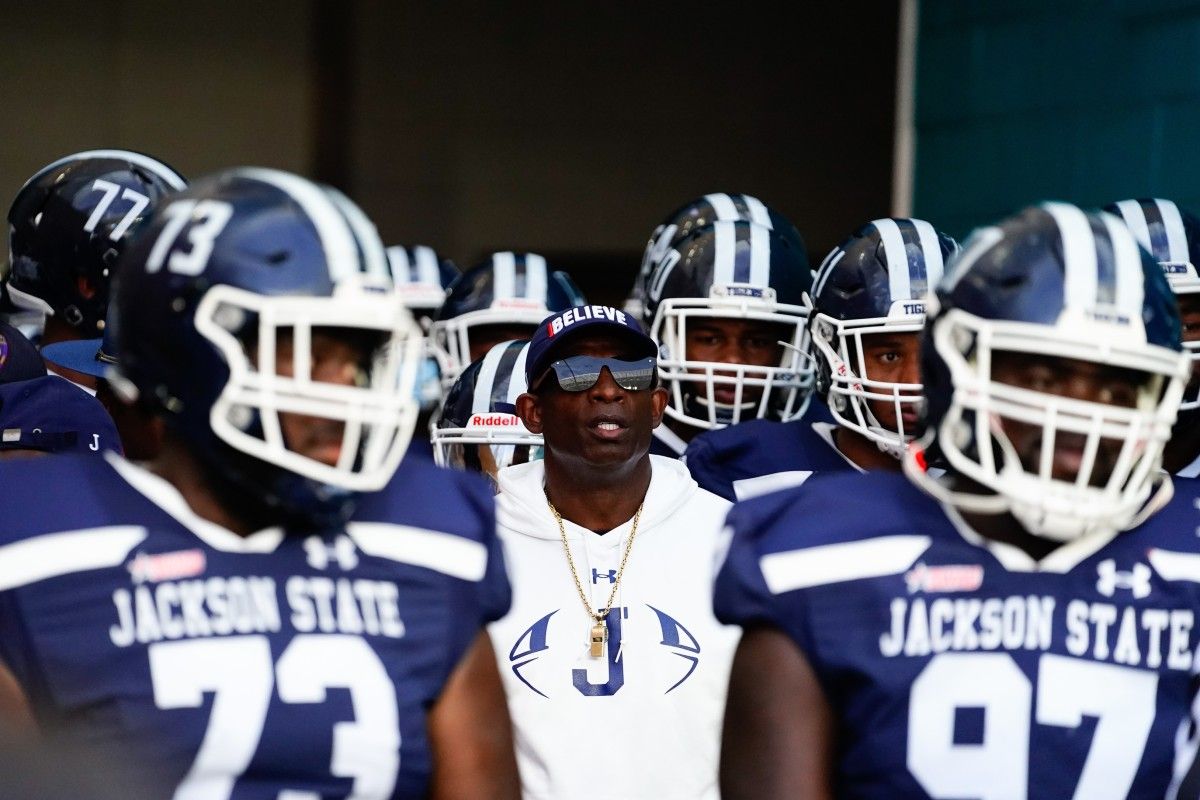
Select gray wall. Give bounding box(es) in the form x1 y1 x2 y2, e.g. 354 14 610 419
2 2 900 304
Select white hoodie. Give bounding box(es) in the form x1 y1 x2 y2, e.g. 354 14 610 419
491 455 740 800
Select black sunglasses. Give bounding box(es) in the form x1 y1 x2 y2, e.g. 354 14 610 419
537 355 657 392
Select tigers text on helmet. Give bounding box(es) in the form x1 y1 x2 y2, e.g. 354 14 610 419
629 192 806 321
642 219 814 431
907 202 1188 543
112 167 423 526
386 244 459 411
6 150 186 336
810 217 957 458
1105 198 1200 410
431 339 541 481
429 251 585 392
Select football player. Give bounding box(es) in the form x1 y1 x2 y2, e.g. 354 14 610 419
640 215 814 457
492 303 739 798
685 218 957 500
0 168 518 799
3 150 186 392
429 251 584 392
385 244 458 420
1106 198 1200 476
431 339 540 488
716 203 1200 798
626 192 801 319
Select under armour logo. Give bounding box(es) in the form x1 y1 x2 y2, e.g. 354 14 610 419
304 535 359 571
592 568 617 584
1096 559 1151 598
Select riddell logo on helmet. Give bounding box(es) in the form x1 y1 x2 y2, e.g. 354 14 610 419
548 305 627 336
469 414 520 427
493 298 545 311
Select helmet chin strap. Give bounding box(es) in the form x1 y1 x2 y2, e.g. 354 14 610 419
691 393 756 412
870 428 910 460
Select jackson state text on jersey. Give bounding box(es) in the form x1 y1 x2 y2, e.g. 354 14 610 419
0 452 510 799
714 470 1200 799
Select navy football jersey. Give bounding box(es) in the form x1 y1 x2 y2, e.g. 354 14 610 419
0 452 509 799
685 418 855 502
715 471 1200 799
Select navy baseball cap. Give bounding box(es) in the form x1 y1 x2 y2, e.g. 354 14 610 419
0 322 46 384
525 304 658 386
0 376 121 455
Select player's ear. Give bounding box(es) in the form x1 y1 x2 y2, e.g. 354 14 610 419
649 386 668 428
516 392 543 434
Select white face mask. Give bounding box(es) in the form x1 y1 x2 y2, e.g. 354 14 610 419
910 307 1188 542
197 281 424 492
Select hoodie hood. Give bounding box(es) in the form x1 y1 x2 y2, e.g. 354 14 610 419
496 455 700 541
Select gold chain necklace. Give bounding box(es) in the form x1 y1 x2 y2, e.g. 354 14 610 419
547 496 643 658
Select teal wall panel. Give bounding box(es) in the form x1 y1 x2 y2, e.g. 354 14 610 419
913 0 1200 239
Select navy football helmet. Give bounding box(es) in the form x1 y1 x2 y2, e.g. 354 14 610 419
386 244 458 410
429 252 585 390
1106 198 1200 409
629 192 805 320
810 217 958 458
6 150 186 336
909 202 1188 542
112 168 423 525
431 339 541 480
386 244 459 322
642 219 814 429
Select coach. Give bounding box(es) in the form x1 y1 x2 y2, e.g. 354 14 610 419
488 304 739 799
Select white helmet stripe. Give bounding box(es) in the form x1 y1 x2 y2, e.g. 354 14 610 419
1100 211 1146 318
508 344 530 405
24 149 187 192
235 168 361 283
386 246 411 285
812 248 845 298
942 226 1004 291
712 221 737 285
491 252 517 299
1114 199 1153 255
1157 199 1190 264
523 253 548 301
414 246 441 286
873 218 913 302
324 188 388 279
742 195 773 228
749 220 771 286
913 218 947 290
472 343 509 414
1043 202 1099 311
704 193 740 221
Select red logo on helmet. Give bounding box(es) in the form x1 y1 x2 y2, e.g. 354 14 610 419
470 414 520 427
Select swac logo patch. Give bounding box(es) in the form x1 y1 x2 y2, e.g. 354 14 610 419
905 562 983 593
507 604 703 698
127 549 207 584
